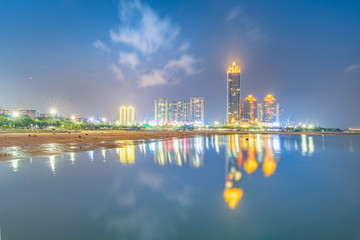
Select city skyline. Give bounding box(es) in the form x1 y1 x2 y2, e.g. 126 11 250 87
1 0 359 128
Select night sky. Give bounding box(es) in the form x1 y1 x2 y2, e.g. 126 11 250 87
0 0 359 128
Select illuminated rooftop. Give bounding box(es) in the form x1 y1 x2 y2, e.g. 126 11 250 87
227 62 241 74
264 94 276 102
245 95 257 102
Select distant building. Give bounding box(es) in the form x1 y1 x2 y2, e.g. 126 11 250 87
263 95 279 122
154 98 169 123
243 95 257 121
1 108 40 118
190 97 205 124
170 101 190 122
227 62 241 125
119 106 135 125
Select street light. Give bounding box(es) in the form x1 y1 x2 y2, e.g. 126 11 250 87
12 111 19 118
50 109 56 118
70 115 76 121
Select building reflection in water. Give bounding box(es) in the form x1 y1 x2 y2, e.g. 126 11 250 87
8 134 326 204
70 152 75 165
118 140 135 165
11 160 19 172
101 149 106 162
149 137 204 167
224 135 281 209
301 135 315 156
49 155 56 175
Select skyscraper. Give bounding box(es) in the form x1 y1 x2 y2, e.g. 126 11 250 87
243 95 258 121
257 102 264 122
154 98 169 123
227 62 241 125
119 106 135 125
263 95 278 122
170 101 190 122
190 97 205 124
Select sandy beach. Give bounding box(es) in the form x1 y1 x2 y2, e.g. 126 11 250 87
0 130 358 161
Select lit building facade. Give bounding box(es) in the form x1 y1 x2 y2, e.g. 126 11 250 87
257 102 264 122
243 95 258 121
154 98 169 123
190 97 205 124
119 106 135 125
170 101 190 122
263 95 279 122
227 62 241 125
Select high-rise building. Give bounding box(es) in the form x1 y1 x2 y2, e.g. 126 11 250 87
243 95 258 121
263 95 278 122
119 106 135 125
227 62 241 125
257 102 264 122
170 101 190 122
154 98 169 123
190 97 205 124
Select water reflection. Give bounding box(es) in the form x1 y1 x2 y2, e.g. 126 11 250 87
223 135 280 209
49 155 56 175
300 135 315 156
150 137 204 167
11 160 19 172
119 140 135 164
5 134 344 209
1 134 360 239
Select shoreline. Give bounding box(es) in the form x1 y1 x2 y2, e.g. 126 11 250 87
0 130 359 162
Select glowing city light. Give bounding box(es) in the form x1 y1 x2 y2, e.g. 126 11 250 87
50 109 56 114
224 188 243 209
12 111 19 118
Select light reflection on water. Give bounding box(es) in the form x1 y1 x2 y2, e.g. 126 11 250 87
1 134 360 240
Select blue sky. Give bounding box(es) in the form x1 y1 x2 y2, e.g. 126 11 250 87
0 0 359 128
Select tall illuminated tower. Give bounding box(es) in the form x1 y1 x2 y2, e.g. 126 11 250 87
263 95 278 122
243 95 258 121
227 62 241 125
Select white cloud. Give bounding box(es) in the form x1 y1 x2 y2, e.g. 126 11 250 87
345 63 360 72
226 8 241 22
178 41 190 52
93 40 110 52
138 171 164 190
110 0 179 54
109 64 124 81
119 52 139 70
138 69 167 88
165 54 200 76
138 54 201 87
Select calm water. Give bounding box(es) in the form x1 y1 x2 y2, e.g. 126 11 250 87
0 134 360 240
